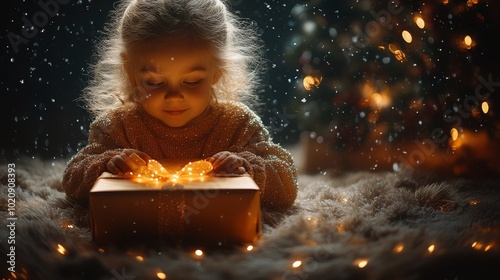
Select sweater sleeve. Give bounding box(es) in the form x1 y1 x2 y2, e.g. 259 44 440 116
228 106 298 211
62 113 127 205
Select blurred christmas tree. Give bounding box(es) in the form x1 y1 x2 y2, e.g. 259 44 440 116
284 0 500 176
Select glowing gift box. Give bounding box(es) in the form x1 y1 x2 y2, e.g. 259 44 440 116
89 160 261 247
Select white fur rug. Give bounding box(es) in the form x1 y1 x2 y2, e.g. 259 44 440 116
1 154 500 280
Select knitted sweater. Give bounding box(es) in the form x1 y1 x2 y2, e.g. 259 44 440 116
62 101 297 210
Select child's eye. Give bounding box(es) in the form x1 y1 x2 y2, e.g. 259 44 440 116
144 80 164 90
183 80 202 87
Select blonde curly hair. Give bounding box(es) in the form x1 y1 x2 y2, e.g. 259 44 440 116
82 0 265 119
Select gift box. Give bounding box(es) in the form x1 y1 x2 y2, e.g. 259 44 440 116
89 160 261 247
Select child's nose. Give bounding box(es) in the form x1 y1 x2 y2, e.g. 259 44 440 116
164 88 183 101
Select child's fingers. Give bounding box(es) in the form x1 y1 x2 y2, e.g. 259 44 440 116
123 149 152 162
128 152 147 166
108 155 132 174
123 154 141 171
235 166 246 174
106 161 120 174
211 152 230 170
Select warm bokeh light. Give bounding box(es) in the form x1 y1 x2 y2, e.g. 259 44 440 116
482 101 489 114
467 0 479 7
292 260 302 268
195 249 203 257
355 259 368 268
388 44 407 61
136 255 144 262
370 92 391 109
246 245 254 252
393 243 404 253
450 128 459 141
57 244 66 255
157 272 167 279
303 75 322 90
464 35 472 46
469 200 479 206
464 35 473 49
427 244 435 253
414 16 425 29
402 30 412 43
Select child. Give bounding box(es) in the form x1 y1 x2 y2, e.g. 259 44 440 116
62 0 297 211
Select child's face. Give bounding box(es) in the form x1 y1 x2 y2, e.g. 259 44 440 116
125 40 220 127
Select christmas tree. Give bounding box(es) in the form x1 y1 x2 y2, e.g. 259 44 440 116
283 0 500 176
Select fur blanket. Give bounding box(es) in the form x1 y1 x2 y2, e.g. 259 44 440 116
1 153 500 280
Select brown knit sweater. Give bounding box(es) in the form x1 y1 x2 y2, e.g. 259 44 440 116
62 101 297 210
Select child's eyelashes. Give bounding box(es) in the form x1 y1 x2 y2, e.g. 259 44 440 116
144 80 164 90
183 79 202 87
142 79 203 91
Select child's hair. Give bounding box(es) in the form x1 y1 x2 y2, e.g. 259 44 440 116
83 0 265 119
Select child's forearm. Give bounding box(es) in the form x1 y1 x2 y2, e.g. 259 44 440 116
62 148 122 205
236 150 298 211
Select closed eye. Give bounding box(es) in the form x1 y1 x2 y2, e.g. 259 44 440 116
144 80 164 90
183 79 202 87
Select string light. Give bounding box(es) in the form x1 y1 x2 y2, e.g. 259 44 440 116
156 272 167 279
57 244 66 255
450 128 459 141
194 249 204 257
303 74 322 91
482 102 489 114
402 30 412 43
354 259 368 268
292 260 302 268
427 244 435 253
127 160 213 184
393 243 404 253
414 16 425 29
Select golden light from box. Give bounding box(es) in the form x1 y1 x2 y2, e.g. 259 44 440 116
126 159 213 185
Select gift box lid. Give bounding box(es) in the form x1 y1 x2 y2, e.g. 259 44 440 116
91 172 260 192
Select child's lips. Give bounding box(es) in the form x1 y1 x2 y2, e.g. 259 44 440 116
163 109 187 116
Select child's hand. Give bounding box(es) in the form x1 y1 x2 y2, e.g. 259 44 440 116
107 149 152 175
208 151 247 175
